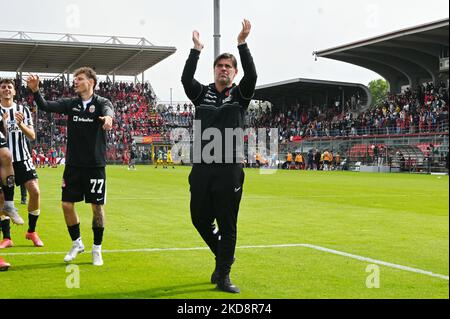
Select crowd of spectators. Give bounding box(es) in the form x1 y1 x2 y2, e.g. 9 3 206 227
10 77 448 164
13 78 194 162
246 82 448 143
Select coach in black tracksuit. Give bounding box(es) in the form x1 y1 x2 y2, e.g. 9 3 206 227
182 20 257 293
27 68 113 266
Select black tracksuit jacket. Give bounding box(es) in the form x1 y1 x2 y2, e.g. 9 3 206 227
181 43 257 164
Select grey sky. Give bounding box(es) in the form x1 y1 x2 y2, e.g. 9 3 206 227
0 0 448 102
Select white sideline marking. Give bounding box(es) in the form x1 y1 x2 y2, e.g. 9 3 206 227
2 243 448 281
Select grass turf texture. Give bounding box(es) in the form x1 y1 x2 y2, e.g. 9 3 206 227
1 165 448 299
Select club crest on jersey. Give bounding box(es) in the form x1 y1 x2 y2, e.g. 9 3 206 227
89 105 95 113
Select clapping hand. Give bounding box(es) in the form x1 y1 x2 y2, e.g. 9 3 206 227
192 30 204 51
238 19 251 45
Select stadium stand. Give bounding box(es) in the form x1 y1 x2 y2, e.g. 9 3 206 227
0 31 176 164
1 22 448 173
11 79 194 164
8 73 448 172
272 19 449 173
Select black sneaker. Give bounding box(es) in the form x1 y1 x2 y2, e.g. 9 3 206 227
217 275 240 293
21 198 27 205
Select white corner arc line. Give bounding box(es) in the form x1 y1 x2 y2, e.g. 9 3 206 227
2 243 448 281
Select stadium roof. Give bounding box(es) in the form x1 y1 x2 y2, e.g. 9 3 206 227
254 78 371 107
0 31 176 76
313 18 449 93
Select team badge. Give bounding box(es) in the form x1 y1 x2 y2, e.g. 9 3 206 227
62 179 66 188
89 105 95 113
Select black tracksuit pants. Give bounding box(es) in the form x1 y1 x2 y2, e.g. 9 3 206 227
189 164 244 275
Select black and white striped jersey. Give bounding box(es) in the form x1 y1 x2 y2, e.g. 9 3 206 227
0 103 33 162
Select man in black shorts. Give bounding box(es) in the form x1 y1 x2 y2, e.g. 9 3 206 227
27 67 113 266
0 78 43 248
181 19 257 293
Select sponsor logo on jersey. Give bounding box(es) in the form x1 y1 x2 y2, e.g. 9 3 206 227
72 116 94 123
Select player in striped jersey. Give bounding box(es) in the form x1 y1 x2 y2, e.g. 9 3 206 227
0 79 43 248
0 81 24 250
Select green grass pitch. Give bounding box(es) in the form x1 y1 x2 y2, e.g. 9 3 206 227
1 165 448 299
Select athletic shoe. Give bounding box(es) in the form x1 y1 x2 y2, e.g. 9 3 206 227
3 205 24 225
0 239 13 249
0 257 10 271
216 275 240 293
25 232 44 247
64 238 85 262
92 244 103 266
21 198 27 205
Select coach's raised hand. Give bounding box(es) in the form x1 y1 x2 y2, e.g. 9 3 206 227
192 30 204 51
238 19 251 45
26 74 40 93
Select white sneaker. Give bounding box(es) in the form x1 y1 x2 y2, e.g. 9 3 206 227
64 238 85 262
3 205 24 225
92 244 103 266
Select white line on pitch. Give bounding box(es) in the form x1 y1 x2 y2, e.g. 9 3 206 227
2 243 448 281
297 244 449 281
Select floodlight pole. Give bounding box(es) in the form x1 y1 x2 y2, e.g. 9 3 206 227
213 0 221 59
